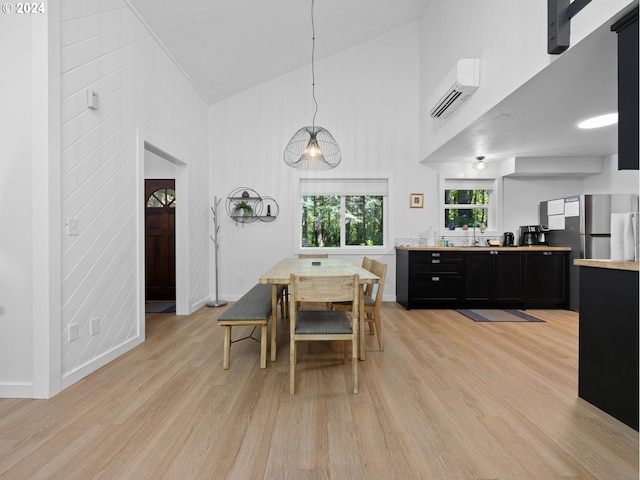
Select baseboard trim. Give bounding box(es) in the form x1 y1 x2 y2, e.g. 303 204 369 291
61 335 144 391
0 383 33 398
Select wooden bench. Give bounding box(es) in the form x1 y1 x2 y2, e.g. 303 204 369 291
217 284 283 369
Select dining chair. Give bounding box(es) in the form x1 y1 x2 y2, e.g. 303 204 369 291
332 259 387 352
288 273 360 394
296 253 330 310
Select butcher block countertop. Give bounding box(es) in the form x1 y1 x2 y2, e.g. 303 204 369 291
395 246 572 252
574 259 640 272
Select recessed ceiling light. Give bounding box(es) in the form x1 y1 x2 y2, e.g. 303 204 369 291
577 113 618 129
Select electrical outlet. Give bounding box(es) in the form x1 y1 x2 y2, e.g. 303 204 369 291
239 276 244 283
68 323 78 342
90 317 100 336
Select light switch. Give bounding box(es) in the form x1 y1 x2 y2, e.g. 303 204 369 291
68 218 79 236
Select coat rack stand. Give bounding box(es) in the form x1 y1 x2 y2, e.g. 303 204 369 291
207 196 227 307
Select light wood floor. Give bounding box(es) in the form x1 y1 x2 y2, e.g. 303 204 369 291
0 304 637 479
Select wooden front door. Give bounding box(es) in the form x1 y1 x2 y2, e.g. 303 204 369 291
145 179 176 301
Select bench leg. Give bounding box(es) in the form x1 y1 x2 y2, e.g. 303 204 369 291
260 324 267 369
223 326 231 369
270 315 277 362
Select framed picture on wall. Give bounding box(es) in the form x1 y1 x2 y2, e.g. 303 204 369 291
410 193 424 208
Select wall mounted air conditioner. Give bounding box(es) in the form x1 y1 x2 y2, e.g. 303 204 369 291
429 58 480 119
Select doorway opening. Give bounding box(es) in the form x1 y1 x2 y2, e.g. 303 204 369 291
137 130 189 329
145 179 176 313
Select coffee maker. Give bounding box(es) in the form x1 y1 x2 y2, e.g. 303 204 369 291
518 225 549 246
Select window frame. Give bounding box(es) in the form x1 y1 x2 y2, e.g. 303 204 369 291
438 176 502 238
296 176 391 255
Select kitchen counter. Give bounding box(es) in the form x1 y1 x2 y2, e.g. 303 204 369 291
574 258 639 271
575 258 639 430
396 246 571 252
396 247 570 309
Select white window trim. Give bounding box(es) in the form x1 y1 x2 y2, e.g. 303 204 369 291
295 173 393 255
438 175 503 238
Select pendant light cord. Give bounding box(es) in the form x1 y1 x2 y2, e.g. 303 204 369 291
311 0 318 130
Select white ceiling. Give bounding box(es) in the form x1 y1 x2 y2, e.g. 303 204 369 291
127 0 429 104
423 18 621 164
126 0 633 163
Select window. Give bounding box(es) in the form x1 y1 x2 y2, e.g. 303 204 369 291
440 178 500 234
444 188 489 229
146 188 176 208
300 178 387 249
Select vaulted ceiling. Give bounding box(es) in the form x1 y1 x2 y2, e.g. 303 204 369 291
126 0 632 163
127 0 429 104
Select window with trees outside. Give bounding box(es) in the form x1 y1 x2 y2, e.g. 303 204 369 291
299 178 387 249
441 179 498 232
444 189 488 229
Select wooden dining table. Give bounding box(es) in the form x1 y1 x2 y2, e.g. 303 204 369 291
259 257 380 360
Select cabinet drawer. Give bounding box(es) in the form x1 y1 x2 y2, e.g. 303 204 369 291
412 275 461 301
412 259 462 274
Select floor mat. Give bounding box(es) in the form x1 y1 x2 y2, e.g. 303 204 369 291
145 302 176 313
456 309 545 322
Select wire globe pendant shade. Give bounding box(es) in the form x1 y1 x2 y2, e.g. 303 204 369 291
284 126 341 170
284 0 341 170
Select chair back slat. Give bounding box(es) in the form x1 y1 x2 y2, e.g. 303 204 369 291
362 257 374 297
291 274 358 304
369 260 387 306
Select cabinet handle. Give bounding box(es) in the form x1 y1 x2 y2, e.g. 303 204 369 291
543 251 552 256
432 259 440 264
432 253 440 257
432 276 440 281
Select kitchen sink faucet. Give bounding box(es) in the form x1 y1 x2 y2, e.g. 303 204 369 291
472 222 485 246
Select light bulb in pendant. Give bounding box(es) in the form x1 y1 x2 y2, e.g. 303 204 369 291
305 135 321 158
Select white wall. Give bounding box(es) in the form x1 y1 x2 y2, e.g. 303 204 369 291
0 12 34 395
144 148 176 179
583 155 640 194
56 0 210 390
503 176 584 234
211 24 423 300
418 0 636 161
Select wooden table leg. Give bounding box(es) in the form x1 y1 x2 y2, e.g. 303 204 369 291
359 285 366 360
271 284 278 362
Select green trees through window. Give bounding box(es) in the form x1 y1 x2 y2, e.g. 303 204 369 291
301 195 384 247
444 189 488 228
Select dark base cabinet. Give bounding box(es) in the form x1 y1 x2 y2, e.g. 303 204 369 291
396 248 569 310
396 250 463 308
465 251 523 303
525 251 569 307
578 266 639 431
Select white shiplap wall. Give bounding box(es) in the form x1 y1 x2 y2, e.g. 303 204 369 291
59 0 210 384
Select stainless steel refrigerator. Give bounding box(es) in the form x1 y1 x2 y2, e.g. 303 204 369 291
540 194 639 311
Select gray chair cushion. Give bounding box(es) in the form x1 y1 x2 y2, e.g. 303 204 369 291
295 311 352 334
333 295 374 308
218 284 281 321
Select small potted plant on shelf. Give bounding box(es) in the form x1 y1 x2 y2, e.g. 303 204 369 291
233 200 253 217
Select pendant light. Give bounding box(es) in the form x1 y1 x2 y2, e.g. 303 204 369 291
284 0 341 170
